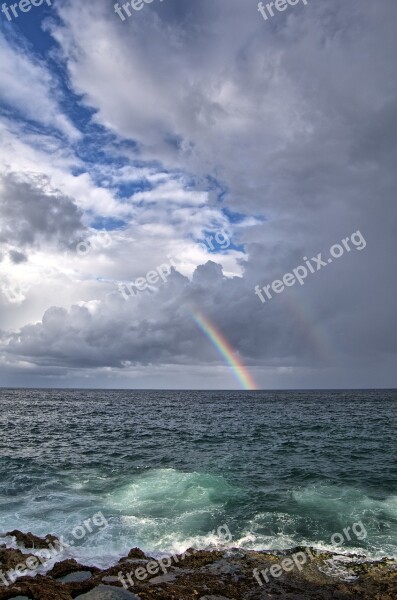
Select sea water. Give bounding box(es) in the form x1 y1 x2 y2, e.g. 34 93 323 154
0 389 396 568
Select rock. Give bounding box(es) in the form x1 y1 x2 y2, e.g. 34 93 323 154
126 548 147 560
5 531 59 550
0 531 396 600
48 558 99 579
206 559 239 576
0 546 35 573
57 571 92 583
75 585 141 599
148 572 176 584
101 576 121 583
199 597 235 600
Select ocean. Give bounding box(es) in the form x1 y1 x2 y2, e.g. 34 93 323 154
0 389 396 569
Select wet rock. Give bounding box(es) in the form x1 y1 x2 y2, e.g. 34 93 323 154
176 549 224 569
199 597 235 600
206 559 240 577
48 558 99 579
57 570 92 583
0 532 396 600
148 572 176 584
102 576 121 583
5 531 59 550
0 546 36 573
75 585 141 599
127 548 147 560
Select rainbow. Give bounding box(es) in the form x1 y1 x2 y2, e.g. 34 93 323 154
192 310 259 390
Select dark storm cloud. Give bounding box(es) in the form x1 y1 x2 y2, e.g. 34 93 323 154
9 250 28 264
6 242 395 374
0 172 86 251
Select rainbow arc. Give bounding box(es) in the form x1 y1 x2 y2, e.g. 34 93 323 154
192 310 258 391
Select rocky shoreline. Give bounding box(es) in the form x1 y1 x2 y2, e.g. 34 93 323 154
1 530 396 599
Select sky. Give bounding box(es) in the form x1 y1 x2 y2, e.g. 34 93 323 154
0 0 396 389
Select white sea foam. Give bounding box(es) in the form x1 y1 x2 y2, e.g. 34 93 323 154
1 472 397 570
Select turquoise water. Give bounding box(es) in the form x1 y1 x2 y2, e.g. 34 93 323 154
0 389 396 568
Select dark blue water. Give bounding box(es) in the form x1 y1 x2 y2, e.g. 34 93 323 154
0 389 396 567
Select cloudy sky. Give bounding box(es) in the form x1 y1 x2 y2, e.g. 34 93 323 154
0 0 396 389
